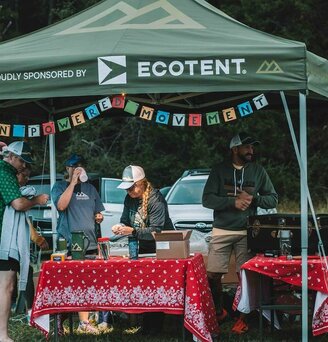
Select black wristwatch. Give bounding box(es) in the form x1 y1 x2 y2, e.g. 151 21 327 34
131 227 137 236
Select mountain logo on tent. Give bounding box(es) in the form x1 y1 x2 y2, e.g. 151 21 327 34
98 56 127 85
56 0 204 35
256 60 283 74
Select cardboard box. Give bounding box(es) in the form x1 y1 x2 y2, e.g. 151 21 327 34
152 230 192 259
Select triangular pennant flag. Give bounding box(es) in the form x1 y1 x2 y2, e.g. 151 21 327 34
237 101 253 117
98 97 112 111
156 110 170 125
42 122 55 136
85 104 100 119
124 100 139 115
189 113 202 126
13 125 25 137
222 107 237 122
253 94 268 109
57 117 71 132
28 125 40 137
140 106 154 121
172 114 185 126
206 111 220 125
0 123 10 137
71 111 85 126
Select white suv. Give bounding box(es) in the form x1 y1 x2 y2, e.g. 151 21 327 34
165 169 213 254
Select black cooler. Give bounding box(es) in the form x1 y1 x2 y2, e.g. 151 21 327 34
247 213 328 255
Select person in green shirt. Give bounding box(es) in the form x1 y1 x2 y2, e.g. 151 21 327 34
202 132 278 334
0 141 48 342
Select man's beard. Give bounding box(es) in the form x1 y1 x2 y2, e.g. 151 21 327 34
239 153 254 163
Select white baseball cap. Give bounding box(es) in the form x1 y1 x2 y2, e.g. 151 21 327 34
6 141 34 163
229 132 260 149
117 165 145 190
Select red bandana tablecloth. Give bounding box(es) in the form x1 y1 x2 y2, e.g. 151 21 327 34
30 253 218 341
234 255 328 336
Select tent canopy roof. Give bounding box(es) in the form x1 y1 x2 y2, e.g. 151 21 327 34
0 0 327 116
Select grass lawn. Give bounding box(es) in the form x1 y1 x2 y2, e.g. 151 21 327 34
8 310 328 342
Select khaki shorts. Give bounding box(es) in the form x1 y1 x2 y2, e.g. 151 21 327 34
207 234 251 274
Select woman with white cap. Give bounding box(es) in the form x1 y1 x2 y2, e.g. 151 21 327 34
112 165 173 336
112 164 173 253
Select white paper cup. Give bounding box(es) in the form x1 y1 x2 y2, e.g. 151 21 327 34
76 167 88 182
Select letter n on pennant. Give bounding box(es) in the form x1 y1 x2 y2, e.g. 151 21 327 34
0 124 10 137
42 122 55 136
237 101 253 117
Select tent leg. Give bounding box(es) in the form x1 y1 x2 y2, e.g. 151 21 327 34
280 91 308 342
299 92 308 342
49 133 57 252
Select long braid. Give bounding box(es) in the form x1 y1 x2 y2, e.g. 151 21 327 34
141 179 153 228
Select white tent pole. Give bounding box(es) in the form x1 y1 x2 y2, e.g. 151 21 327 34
299 92 308 342
280 91 308 341
49 132 57 252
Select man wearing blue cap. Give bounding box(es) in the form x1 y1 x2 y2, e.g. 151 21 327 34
0 141 49 342
51 153 105 334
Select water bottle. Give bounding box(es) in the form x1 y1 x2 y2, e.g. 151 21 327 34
280 230 292 259
128 235 139 260
97 237 110 259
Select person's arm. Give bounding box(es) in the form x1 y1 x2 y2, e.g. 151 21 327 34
202 166 235 211
11 193 49 211
0 175 48 211
93 186 105 223
112 196 134 235
252 168 278 209
55 169 80 211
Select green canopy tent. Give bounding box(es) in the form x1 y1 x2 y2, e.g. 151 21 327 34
0 1 328 340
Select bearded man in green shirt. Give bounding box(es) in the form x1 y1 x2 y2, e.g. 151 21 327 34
202 132 278 334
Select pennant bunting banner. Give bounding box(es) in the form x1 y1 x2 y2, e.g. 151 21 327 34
0 94 268 137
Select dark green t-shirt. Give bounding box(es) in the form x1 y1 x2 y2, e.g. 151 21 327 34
0 159 21 238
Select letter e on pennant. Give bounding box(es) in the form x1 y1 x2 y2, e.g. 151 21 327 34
222 107 237 122
189 113 202 126
71 111 85 126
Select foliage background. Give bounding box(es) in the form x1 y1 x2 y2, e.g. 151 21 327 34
0 0 327 209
